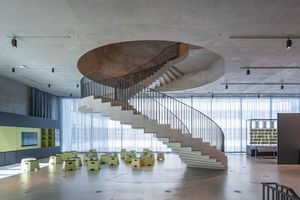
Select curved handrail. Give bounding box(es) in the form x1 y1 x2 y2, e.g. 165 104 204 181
81 70 225 151
125 43 180 74
84 43 180 87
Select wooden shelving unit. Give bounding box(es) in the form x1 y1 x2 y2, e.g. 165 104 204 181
246 119 277 157
41 128 55 147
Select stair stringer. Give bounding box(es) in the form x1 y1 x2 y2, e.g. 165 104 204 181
78 96 227 169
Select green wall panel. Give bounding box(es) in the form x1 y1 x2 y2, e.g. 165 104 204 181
0 126 41 152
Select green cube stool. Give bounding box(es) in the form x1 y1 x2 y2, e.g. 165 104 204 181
142 155 155 167
83 153 91 162
70 151 78 158
62 160 76 171
89 149 97 154
22 159 40 172
100 154 109 164
87 160 100 171
140 152 149 158
62 152 73 160
49 155 62 165
131 158 141 168
120 149 126 159
157 152 165 161
74 157 82 168
108 156 119 166
143 148 151 153
124 153 135 164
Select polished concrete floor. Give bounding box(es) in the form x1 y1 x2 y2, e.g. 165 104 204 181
0 153 300 200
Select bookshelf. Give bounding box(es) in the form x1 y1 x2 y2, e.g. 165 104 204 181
246 119 277 157
41 128 55 147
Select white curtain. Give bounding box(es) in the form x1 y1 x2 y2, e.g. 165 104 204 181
61 98 169 152
61 97 300 153
188 96 300 152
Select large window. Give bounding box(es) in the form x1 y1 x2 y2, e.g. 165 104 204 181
61 97 300 153
190 96 300 152
61 99 169 152
21 132 37 147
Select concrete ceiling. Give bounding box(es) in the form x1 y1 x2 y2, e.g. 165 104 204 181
0 0 300 97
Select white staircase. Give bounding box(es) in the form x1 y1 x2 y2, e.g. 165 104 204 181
79 43 227 170
78 96 227 169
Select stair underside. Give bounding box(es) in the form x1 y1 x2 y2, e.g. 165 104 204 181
78 96 227 170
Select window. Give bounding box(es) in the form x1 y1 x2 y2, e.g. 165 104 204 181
21 132 37 147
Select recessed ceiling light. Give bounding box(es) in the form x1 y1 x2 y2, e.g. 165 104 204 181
19 65 28 69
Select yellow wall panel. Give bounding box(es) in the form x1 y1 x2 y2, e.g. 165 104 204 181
0 126 41 152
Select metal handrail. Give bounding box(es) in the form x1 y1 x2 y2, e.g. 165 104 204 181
83 43 180 87
80 42 225 151
262 182 300 200
127 43 180 74
81 71 225 151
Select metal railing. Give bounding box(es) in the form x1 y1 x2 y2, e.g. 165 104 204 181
81 71 225 151
262 183 300 200
80 42 224 151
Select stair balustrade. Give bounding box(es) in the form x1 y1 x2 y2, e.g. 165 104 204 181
262 182 300 200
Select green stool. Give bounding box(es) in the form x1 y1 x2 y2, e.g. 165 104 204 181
124 153 135 164
62 160 76 171
70 151 78 158
49 155 62 165
62 152 72 160
120 149 126 159
157 152 165 161
100 154 109 164
141 152 149 158
131 158 141 168
143 148 151 153
142 155 155 167
83 153 91 162
22 159 40 172
89 149 97 154
74 157 82 168
108 155 119 166
87 160 100 171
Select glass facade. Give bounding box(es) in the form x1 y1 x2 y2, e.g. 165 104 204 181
61 97 300 153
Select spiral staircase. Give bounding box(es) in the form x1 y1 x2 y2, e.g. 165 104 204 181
78 43 227 169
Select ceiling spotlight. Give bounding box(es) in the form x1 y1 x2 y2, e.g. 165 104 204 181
52 68 55 73
281 84 284 90
11 37 17 48
286 38 292 49
12 68 15 73
225 84 228 89
48 84 51 88
246 68 250 75
76 84 79 88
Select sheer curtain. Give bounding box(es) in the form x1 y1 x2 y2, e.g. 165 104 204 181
185 96 300 152
61 98 169 152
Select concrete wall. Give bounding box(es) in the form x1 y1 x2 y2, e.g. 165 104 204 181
0 75 31 115
278 113 300 164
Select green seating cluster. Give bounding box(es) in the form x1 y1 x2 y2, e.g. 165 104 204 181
21 158 40 172
87 157 100 171
60 151 82 171
49 155 63 165
62 159 76 171
100 153 119 166
157 152 165 161
124 151 136 164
